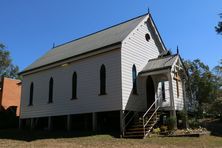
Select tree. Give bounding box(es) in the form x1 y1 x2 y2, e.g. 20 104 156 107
215 13 222 35
184 59 216 116
212 59 222 100
210 100 222 120
0 43 19 79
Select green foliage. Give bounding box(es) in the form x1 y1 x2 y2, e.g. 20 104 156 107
209 100 222 119
177 110 188 128
215 13 222 35
212 59 222 100
177 110 187 121
152 128 160 134
188 118 200 128
184 59 221 116
0 43 19 79
167 117 177 130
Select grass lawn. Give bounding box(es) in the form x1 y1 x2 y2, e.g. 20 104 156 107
0 130 221 148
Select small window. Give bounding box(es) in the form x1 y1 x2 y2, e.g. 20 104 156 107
29 82 34 106
145 33 150 41
175 73 180 98
72 72 77 99
99 64 106 95
176 81 180 98
132 64 138 95
48 77 54 103
161 82 166 101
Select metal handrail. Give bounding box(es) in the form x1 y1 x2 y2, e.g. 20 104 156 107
144 106 159 127
122 110 131 121
123 111 138 130
143 110 159 138
122 110 138 137
142 99 160 138
143 99 158 118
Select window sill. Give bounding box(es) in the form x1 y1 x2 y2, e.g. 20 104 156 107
48 102 53 104
71 97 78 100
132 92 138 96
98 93 107 96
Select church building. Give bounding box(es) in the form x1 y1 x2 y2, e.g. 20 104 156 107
19 13 188 138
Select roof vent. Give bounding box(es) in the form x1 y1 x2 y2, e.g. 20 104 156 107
145 33 150 41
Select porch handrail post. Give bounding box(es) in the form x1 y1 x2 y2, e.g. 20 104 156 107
168 72 177 129
120 110 124 137
143 117 145 137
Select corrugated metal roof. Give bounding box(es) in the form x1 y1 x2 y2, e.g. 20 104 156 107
22 14 147 73
140 54 178 73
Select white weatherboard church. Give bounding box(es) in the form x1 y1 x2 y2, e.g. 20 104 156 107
19 13 188 138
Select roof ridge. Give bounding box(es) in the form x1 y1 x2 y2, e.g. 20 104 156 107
148 54 177 62
54 13 148 49
163 54 177 66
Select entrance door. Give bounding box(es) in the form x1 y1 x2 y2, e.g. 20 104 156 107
146 76 155 109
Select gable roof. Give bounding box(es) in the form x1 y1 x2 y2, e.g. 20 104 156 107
140 54 178 74
21 14 148 74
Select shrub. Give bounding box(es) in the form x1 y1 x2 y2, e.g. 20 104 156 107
177 110 188 128
188 118 200 128
167 117 177 130
152 128 160 134
209 100 222 119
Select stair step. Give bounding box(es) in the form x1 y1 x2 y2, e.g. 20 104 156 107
122 108 161 139
133 119 158 124
127 127 152 131
132 120 156 125
129 121 158 129
136 115 160 121
125 130 145 134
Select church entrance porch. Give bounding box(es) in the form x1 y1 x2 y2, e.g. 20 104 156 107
122 54 188 138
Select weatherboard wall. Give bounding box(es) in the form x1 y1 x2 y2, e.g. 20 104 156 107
121 16 160 111
173 79 184 110
20 49 122 119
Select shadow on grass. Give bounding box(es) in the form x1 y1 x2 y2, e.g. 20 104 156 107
0 129 120 142
202 119 222 137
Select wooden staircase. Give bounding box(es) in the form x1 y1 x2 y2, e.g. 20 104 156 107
122 100 160 139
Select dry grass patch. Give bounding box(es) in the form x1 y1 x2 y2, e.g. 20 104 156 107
0 130 221 147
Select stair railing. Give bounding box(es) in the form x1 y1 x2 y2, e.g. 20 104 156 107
122 110 138 136
142 99 160 138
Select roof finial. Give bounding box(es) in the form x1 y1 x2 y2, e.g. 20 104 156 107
52 43 55 48
148 7 150 14
176 45 179 54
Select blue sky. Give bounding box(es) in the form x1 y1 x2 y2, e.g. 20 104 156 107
0 0 221 71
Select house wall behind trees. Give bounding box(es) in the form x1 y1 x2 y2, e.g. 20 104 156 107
20 49 122 119
0 77 21 116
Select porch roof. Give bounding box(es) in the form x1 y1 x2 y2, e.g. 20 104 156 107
139 54 178 74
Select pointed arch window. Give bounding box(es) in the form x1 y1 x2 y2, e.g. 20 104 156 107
29 82 34 106
48 77 54 103
72 72 77 99
161 81 166 101
132 64 138 94
99 64 106 95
